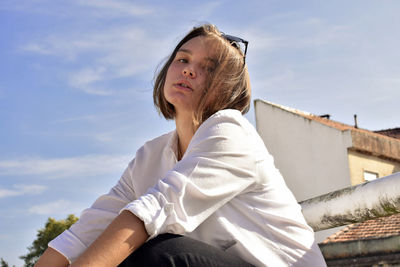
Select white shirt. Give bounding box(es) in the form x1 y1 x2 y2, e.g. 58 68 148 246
49 109 326 266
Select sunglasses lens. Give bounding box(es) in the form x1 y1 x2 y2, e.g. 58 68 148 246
222 34 248 57
232 41 247 56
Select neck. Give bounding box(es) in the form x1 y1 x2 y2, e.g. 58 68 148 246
175 110 196 160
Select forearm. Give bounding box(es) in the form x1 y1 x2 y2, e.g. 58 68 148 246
35 247 69 267
70 210 149 267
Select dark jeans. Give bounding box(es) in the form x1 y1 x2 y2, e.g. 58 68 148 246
118 233 254 267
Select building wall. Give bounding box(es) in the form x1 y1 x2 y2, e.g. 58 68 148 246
348 150 400 185
254 100 353 202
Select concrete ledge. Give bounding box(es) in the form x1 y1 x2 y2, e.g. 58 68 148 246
300 172 400 231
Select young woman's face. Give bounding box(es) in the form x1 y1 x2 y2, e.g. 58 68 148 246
163 36 215 116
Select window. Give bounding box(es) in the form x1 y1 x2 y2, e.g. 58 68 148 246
363 170 378 181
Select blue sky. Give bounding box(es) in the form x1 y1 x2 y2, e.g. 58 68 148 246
1 0 399 265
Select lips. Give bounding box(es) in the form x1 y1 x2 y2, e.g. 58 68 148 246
174 80 193 91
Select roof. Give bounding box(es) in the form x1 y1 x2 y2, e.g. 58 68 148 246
255 99 400 161
375 128 400 139
321 213 400 244
256 99 371 134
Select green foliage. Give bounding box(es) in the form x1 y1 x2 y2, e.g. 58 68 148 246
1 258 10 267
20 214 78 267
0 257 14 267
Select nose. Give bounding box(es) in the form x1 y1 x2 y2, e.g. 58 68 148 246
182 67 196 78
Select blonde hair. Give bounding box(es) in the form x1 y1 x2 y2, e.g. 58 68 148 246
153 24 251 127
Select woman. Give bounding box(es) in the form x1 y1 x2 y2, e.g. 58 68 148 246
36 24 326 266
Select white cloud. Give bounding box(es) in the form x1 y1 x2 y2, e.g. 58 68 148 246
295 19 354 48
14 1 233 96
189 1 222 21
0 0 155 18
20 32 116 61
0 184 47 198
0 154 131 179
245 31 284 53
20 26 171 95
243 16 353 58
75 0 154 17
28 199 84 215
68 67 115 95
69 67 106 86
251 69 296 94
19 43 54 55
302 25 353 47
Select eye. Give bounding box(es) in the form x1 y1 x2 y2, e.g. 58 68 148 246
175 52 189 64
178 58 188 63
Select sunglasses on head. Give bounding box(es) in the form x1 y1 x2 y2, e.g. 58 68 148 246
221 33 249 65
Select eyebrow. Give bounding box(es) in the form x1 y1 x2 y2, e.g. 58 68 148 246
176 48 217 64
177 48 192 54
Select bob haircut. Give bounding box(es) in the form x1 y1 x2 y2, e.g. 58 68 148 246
153 24 251 127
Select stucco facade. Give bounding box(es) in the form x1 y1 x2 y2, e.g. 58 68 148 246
348 150 400 185
254 99 352 202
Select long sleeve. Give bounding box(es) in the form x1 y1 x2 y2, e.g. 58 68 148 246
48 160 137 263
122 110 258 238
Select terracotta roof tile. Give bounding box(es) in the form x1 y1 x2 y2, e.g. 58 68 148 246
321 213 400 244
375 128 400 139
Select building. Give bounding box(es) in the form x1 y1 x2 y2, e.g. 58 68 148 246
254 99 400 202
375 128 400 139
319 213 400 266
254 99 400 265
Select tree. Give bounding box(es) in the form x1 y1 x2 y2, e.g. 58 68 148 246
1 258 9 267
20 214 78 267
0 258 15 267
